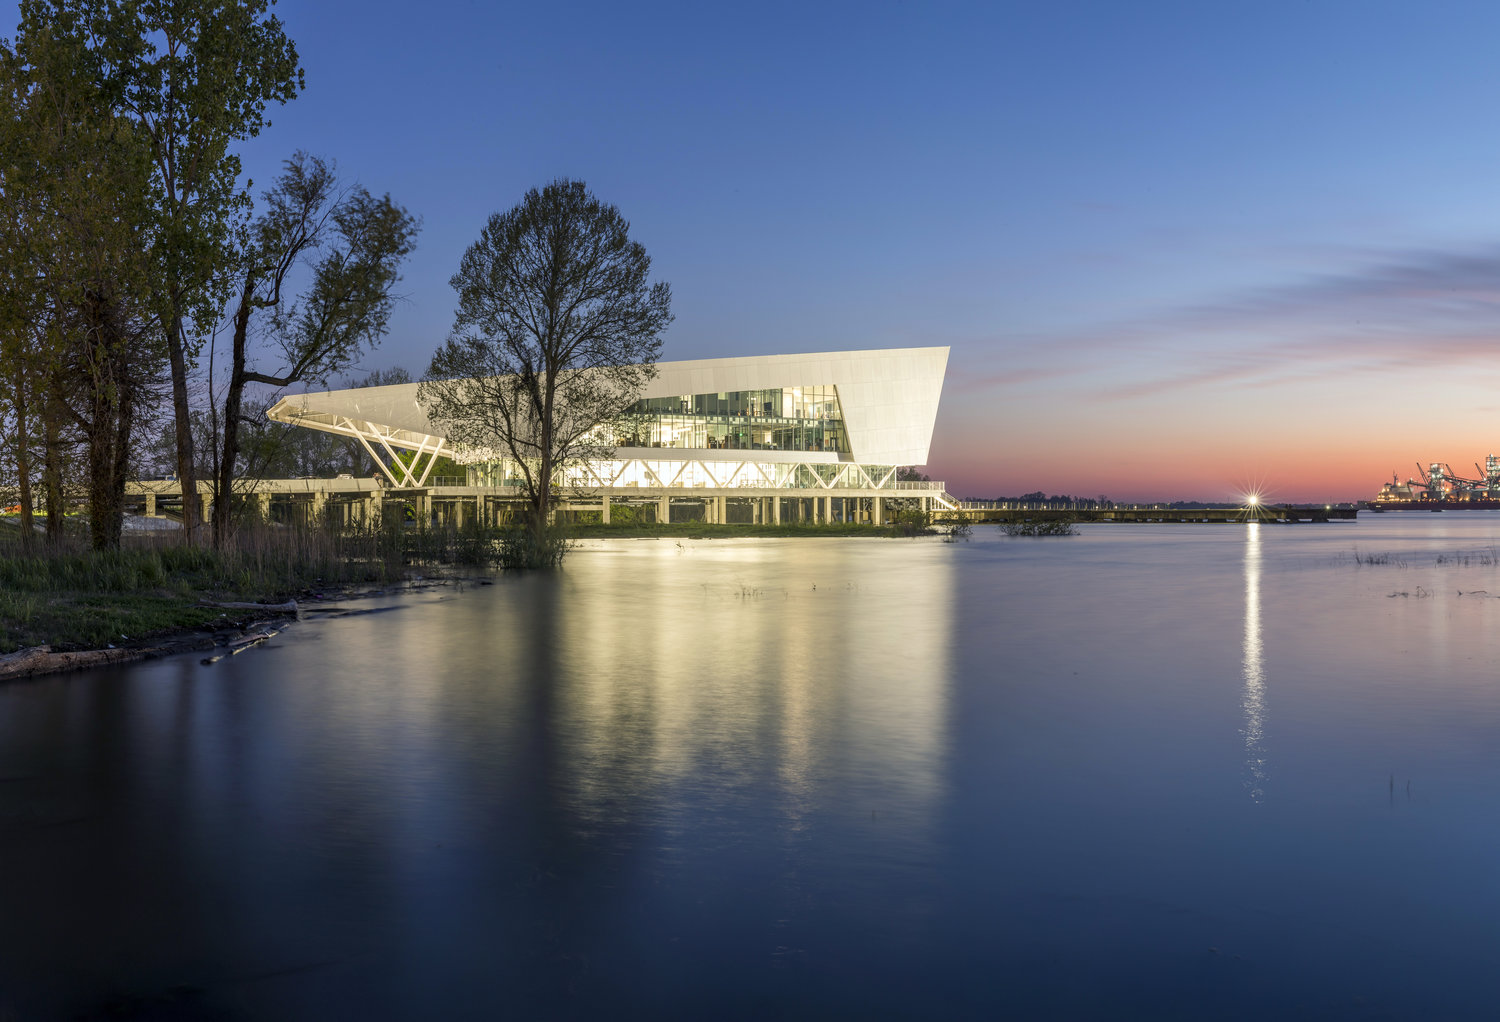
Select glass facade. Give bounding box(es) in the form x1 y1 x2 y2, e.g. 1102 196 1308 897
614 386 847 454
461 385 896 490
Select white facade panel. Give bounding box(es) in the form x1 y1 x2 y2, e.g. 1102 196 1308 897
267 346 949 467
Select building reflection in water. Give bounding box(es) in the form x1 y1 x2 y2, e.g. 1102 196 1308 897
1242 522 1266 802
552 541 953 844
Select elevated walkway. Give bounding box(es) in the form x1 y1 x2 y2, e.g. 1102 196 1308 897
123 476 953 527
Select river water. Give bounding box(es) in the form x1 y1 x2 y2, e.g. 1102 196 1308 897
4 515 1500 1019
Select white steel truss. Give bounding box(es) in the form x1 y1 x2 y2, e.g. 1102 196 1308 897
550 457 923 492
267 398 941 496
278 411 449 489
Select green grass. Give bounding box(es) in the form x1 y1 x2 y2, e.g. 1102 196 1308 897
0 526 402 654
0 592 233 653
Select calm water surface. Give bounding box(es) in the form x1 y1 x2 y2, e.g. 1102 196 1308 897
4 516 1500 1019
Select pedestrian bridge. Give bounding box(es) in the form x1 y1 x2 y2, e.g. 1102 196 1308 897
123 476 959 527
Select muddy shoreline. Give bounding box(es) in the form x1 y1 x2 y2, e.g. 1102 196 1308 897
0 578 462 682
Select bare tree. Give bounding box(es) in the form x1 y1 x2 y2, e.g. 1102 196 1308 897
212 153 417 545
419 180 672 557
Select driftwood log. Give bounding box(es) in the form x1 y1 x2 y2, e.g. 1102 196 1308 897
0 644 165 680
1 601 298 681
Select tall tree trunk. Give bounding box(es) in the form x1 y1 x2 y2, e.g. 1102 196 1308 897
43 384 64 546
534 376 554 535
166 311 200 540
13 368 35 551
214 281 254 549
95 365 135 552
86 424 113 551
82 335 134 552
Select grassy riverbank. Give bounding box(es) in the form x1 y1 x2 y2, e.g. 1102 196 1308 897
0 524 405 653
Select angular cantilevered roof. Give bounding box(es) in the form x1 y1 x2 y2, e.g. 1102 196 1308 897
266 346 948 466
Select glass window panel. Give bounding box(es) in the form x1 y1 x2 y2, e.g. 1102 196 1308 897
619 387 847 452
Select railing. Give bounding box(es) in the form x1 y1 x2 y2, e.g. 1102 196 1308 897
958 500 1116 510
892 480 946 490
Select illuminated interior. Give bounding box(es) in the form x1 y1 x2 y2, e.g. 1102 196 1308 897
614 386 848 454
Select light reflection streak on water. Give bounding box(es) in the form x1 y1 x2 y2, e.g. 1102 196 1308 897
555 540 951 844
1242 523 1266 802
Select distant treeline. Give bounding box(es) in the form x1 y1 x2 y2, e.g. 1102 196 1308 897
979 497 1314 509
984 493 1116 508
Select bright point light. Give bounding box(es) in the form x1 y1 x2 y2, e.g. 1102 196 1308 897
1246 493 1260 507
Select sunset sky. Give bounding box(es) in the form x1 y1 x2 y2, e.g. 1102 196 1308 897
16 1 1500 501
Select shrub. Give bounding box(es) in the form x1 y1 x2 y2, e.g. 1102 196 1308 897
1001 518 1078 537
497 526 569 569
888 508 933 537
942 521 973 543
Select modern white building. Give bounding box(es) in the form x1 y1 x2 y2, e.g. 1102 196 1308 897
263 346 952 525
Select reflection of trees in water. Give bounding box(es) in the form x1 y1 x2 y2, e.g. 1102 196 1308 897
1242 523 1266 803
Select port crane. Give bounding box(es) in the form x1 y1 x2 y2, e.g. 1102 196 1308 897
1378 455 1500 503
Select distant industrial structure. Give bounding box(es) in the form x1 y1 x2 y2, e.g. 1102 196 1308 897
1372 455 1500 508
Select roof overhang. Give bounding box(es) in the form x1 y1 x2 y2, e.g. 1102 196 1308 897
267 346 949 465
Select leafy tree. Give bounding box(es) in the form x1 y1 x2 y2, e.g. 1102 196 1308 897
0 45 45 543
211 152 416 545
17 0 305 539
419 180 672 556
3 10 162 549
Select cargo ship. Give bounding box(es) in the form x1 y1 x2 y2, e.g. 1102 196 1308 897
1369 455 1500 510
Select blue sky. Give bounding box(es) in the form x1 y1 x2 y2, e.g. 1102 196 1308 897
13 0 1500 499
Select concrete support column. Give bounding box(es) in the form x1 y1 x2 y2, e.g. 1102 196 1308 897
455 500 467 529
872 496 884 525
145 492 156 517
201 492 212 523
257 493 272 522
601 495 611 524
821 496 830 523
921 495 929 514
312 492 327 524
716 495 726 525
773 496 781 524
659 495 670 524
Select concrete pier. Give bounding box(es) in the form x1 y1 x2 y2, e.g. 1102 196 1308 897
951 505 1356 524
